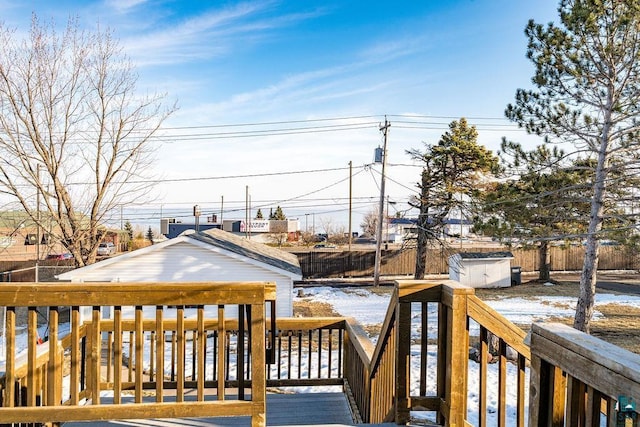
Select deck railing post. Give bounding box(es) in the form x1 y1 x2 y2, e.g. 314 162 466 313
251 302 266 427
442 286 469 426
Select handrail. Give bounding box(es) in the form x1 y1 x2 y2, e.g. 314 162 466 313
0 281 274 426
529 322 639 426
342 280 533 426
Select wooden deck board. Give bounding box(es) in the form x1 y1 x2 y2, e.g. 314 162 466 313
62 392 358 426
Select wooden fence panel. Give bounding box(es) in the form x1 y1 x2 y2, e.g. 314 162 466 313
292 245 640 279
2 245 639 280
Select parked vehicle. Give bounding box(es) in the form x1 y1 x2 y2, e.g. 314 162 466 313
46 253 73 260
97 242 116 256
314 243 337 249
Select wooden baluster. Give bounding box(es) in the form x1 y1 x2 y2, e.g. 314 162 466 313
47 306 60 406
479 326 489 427
91 306 101 405
177 306 185 402
395 300 411 424
155 306 164 403
216 305 225 400
197 305 205 401
113 307 122 404
134 306 143 403
498 339 507 427
238 305 245 399
4 307 15 408
517 353 526 427
27 307 37 407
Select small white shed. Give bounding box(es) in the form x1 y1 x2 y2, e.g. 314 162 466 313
57 229 301 317
448 251 514 288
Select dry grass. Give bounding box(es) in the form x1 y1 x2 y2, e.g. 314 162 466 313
294 277 640 354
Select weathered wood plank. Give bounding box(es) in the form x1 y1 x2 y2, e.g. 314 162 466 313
0 282 277 306
467 295 530 358
0 400 256 423
531 323 640 402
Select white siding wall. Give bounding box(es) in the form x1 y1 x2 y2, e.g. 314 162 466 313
70 242 294 316
449 256 512 288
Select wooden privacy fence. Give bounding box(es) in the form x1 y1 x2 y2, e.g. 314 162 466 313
294 245 640 278
0 281 275 427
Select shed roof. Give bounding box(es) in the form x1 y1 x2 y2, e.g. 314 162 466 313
186 229 301 276
455 251 514 260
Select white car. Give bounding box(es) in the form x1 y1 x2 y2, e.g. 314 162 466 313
97 242 116 256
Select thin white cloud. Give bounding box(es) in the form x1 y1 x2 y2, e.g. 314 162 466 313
105 0 148 13
122 1 325 67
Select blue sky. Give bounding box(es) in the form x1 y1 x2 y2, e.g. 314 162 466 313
0 0 559 232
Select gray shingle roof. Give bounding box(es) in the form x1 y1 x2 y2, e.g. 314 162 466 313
457 251 514 259
186 229 302 276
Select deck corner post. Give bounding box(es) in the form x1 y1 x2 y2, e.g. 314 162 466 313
443 288 469 427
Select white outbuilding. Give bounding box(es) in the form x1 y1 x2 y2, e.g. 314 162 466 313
57 229 302 317
448 251 515 288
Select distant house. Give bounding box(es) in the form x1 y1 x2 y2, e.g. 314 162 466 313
386 217 474 243
57 229 302 317
448 252 514 288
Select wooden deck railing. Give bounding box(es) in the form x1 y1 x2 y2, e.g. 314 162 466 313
529 322 640 426
341 280 532 425
3 279 640 427
0 281 275 427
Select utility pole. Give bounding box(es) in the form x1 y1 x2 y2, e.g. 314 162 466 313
348 160 353 251
374 117 390 287
220 195 224 228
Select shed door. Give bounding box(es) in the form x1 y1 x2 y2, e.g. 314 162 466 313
468 262 488 287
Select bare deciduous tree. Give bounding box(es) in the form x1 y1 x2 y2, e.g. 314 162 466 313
360 208 378 237
0 16 174 266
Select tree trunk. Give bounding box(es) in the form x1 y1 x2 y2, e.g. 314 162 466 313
414 207 428 279
538 241 551 282
414 172 430 279
574 103 612 332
